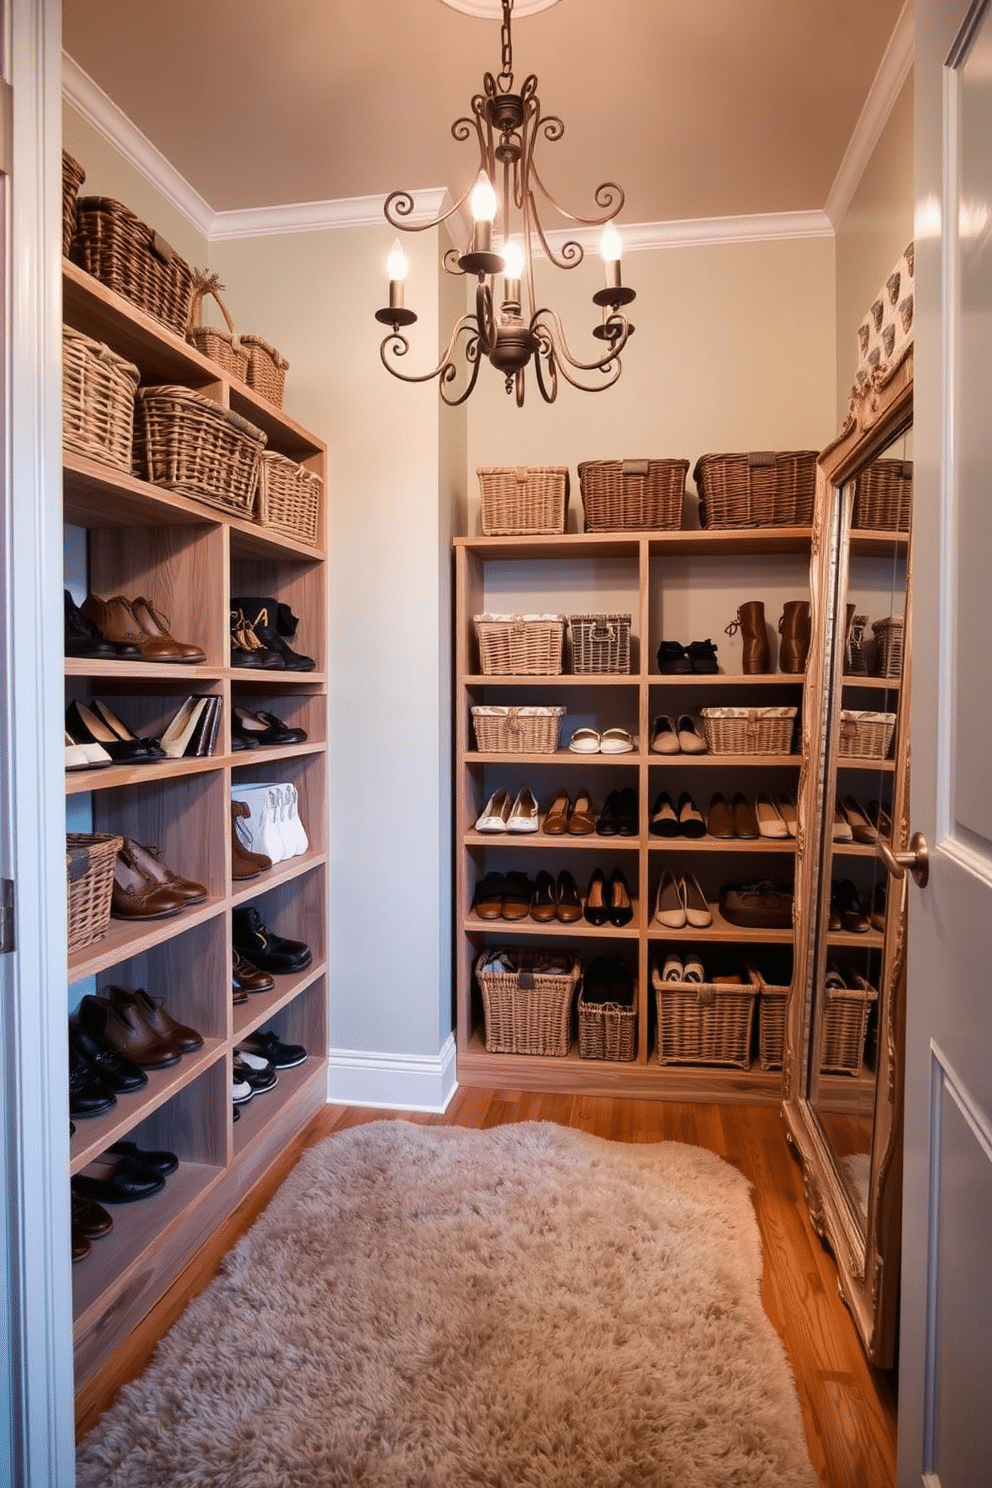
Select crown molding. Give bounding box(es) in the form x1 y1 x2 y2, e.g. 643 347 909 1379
824 0 914 229
210 190 451 240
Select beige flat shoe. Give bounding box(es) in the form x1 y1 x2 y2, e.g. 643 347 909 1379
650 715 680 754
756 792 789 838
568 727 601 754
599 726 635 754
676 714 708 754
507 788 539 833
475 789 511 832
778 794 798 837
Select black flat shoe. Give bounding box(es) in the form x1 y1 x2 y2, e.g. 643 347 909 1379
608 868 634 927
71 1156 166 1205
584 868 610 926
676 791 706 838
649 792 680 838
617 788 639 837
596 789 623 836
232 708 308 747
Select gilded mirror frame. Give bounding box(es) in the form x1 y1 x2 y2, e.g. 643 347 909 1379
783 343 912 1368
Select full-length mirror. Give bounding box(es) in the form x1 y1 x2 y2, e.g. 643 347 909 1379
784 343 912 1367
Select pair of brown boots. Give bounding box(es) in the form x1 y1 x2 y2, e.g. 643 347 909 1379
725 600 811 674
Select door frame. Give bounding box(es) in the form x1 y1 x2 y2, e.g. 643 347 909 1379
1 1 76 1481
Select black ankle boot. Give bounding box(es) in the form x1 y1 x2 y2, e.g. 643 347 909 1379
231 597 315 671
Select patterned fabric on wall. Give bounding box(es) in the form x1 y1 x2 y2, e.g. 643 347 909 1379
855 243 914 387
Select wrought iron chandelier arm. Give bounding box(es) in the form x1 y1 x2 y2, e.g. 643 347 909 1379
528 159 625 229
379 311 480 385
531 308 628 389
384 181 472 236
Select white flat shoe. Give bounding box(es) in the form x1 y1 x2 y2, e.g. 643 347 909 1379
475 789 511 831
676 714 708 754
507 787 539 833
654 868 686 928
661 951 684 981
649 716 679 754
599 727 635 754
568 727 601 754
682 951 705 982
756 792 789 838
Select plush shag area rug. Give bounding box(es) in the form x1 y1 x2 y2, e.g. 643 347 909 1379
77 1120 818 1488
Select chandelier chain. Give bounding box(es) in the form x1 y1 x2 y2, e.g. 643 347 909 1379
498 0 514 90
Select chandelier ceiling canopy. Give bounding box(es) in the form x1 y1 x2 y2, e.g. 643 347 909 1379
375 0 635 406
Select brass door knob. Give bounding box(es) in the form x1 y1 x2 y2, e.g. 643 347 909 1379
876 831 929 888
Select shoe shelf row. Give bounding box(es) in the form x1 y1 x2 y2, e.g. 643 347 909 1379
63 261 330 1400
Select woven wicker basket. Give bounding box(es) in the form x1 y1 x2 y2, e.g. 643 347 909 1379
652 961 759 1068
241 334 289 407
754 973 793 1071
62 151 86 258
838 710 896 760
134 385 267 517
67 832 122 954
476 949 580 1056
852 458 912 532
578 458 688 531
568 613 631 674
473 613 565 675
693 450 817 529
187 272 248 381
470 705 565 754
71 197 194 338
821 971 877 1075
578 979 637 1061
871 617 904 679
699 705 797 755
478 466 570 535
257 451 323 546
62 326 140 472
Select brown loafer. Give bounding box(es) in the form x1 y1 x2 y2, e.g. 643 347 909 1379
107 984 203 1054
472 872 506 921
130 596 206 663
76 993 181 1068
542 788 570 835
529 870 557 923
555 870 583 923
567 789 597 835
71 1189 113 1239
732 792 759 839
500 872 533 921
233 952 276 996
80 594 190 663
112 845 188 920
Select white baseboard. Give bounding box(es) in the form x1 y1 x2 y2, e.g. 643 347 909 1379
326 1035 457 1113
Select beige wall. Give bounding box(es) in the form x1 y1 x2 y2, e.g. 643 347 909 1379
465 235 838 529
834 74 915 423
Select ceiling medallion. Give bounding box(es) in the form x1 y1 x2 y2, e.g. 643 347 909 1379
375 0 635 406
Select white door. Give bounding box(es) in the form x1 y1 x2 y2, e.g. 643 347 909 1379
899 3 992 1484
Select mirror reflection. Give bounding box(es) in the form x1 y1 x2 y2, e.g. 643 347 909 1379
808 424 912 1229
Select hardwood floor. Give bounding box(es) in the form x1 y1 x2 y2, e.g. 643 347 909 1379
76 1088 898 1487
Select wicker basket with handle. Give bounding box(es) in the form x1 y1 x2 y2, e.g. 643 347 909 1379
578 458 688 531
578 972 637 1061
699 705 797 755
837 709 896 760
470 705 565 754
820 969 878 1075
134 385 267 517
568 613 632 674
187 272 249 381
62 326 140 472
652 959 759 1068
477 466 570 535
473 613 565 675
71 196 194 338
693 450 817 528
871 617 904 679
67 832 123 954
256 451 323 546
476 948 580 1056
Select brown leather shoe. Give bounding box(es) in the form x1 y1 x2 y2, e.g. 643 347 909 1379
76 992 180 1068
80 594 189 663
233 952 276 996
130 596 206 663
124 838 207 904
231 800 273 881
107 984 203 1054
706 792 734 838
112 843 188 920
731 792 759 839
71 1188 113 1239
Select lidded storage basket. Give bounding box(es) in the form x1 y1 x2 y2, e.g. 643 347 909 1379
852 458 912 532
478 466 569 536
71 196 194 338
652 959 759 1068
473 613 565 675
699 705 797 755
476 948 580 1056
257 451 323 547
134 385 267 518
241 334 289 408
693 450 817 529
67 832 122 954
187 272 249 381
568 613 632 674
62 326 140 472
578 458 688 531
62 151 86 258
470 705 565 754
837 709 896 759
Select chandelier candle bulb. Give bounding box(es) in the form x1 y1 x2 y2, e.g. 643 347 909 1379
470 171 498 255
601 223 623 292
501 239 525 307
387 239 409 311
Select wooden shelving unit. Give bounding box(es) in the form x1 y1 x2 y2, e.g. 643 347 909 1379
63 260 329 1396
453 528 814 1103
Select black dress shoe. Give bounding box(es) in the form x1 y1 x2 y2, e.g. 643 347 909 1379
584 868 611 926
232 906 312 973
237 1028 308 1070
69 1023 148 1094
68 1032 117 1118
608 868 634 927
71 1156 166 1204
64 589 140 659
65 700 161 764
596 789 623 836
233 1055 278 1093
232 708 307 748
617 787 639 837
106 1139 179 1176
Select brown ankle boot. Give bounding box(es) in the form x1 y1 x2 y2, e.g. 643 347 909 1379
778 600 811 672
231 800 272 881
725 601 769 673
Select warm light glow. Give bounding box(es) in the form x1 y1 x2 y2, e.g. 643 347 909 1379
501 239 525 280
600 224 623 263
386 238 409 283
470 171 498 224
